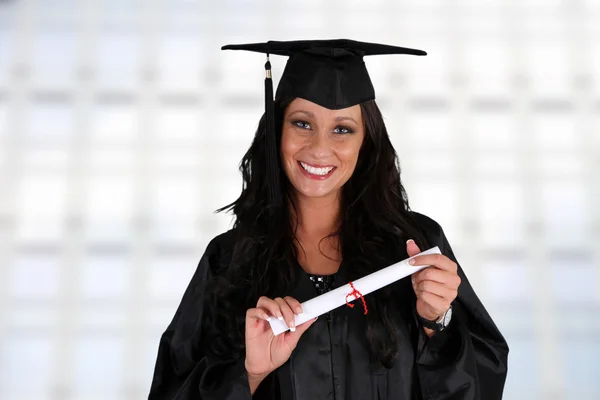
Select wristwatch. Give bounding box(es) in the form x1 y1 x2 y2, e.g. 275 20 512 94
417 306 452 332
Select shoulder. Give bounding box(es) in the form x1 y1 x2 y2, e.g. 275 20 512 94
408 210 447 249
205 228 238 254
200 228 239 275
409 210 443 234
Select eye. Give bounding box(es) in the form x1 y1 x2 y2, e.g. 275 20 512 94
333 125 354 134
292 120 312 130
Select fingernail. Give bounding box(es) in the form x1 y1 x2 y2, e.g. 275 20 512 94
406 239 414 245
296 307 303 315
289 320 295 329
409 259 416 265
265 316 271 322
290 326 296 332
277 315 283 320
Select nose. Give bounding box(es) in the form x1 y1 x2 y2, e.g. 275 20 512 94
307 129 332 158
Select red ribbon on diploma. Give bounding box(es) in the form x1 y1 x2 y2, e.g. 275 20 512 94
345 281 368 315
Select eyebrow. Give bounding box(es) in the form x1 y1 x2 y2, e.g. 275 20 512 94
288 110 358 125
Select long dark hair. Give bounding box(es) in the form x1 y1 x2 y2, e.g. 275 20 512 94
206 97 431 368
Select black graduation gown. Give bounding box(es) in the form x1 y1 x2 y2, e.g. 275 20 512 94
148 212 509 399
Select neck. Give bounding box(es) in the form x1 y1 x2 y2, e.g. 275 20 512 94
291 191 341 238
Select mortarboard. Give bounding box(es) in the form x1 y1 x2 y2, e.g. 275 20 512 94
221 39 427 209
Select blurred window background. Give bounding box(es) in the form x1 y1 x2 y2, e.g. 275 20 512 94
0 0 598 399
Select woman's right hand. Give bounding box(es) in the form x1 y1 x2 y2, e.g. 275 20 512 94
244 296 317 383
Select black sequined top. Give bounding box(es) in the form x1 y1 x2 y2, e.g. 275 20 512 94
307 273 337 295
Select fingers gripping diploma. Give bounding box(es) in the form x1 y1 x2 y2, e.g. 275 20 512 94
245 296 317 383
407 239 461 330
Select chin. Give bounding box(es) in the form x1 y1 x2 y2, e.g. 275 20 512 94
300 191 331 199
294 185 339 199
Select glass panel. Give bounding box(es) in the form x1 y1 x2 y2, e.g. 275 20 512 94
465 39 511 97
551 260 597 303
156 104 200 143
407 111 453 148
25 102 74 144
0 29 12 88
15 174 66 242
503 338 539 398
472 112 518 150
31 30 77 87
8 254 61 299
80 254 131 299
533 113 580 151
72 335 125 392
526 39 571 97
157 34 203 91
482 258 532 303
0 335 54 391
95 32 141 90
562 339 600 398
410 181 459 227
92 104 139 144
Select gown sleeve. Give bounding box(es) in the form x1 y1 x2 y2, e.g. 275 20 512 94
412 215 509 400
147 234 253 400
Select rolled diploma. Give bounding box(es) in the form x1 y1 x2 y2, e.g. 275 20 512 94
268 246 441 335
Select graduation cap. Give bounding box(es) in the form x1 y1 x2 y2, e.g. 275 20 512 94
221 39 427 209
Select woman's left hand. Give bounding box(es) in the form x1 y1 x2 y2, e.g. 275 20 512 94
406 239 461 323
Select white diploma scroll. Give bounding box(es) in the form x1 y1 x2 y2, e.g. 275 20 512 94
268 246 441 336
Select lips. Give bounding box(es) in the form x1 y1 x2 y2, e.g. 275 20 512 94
298 161 337 180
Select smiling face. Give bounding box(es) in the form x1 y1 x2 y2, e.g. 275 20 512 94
281 98 365 202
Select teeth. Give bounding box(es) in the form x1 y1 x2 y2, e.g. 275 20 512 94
300 162 334 176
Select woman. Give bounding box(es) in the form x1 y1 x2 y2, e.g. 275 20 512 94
148 40 509 400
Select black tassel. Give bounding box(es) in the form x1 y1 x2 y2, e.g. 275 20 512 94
264 56 282 209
